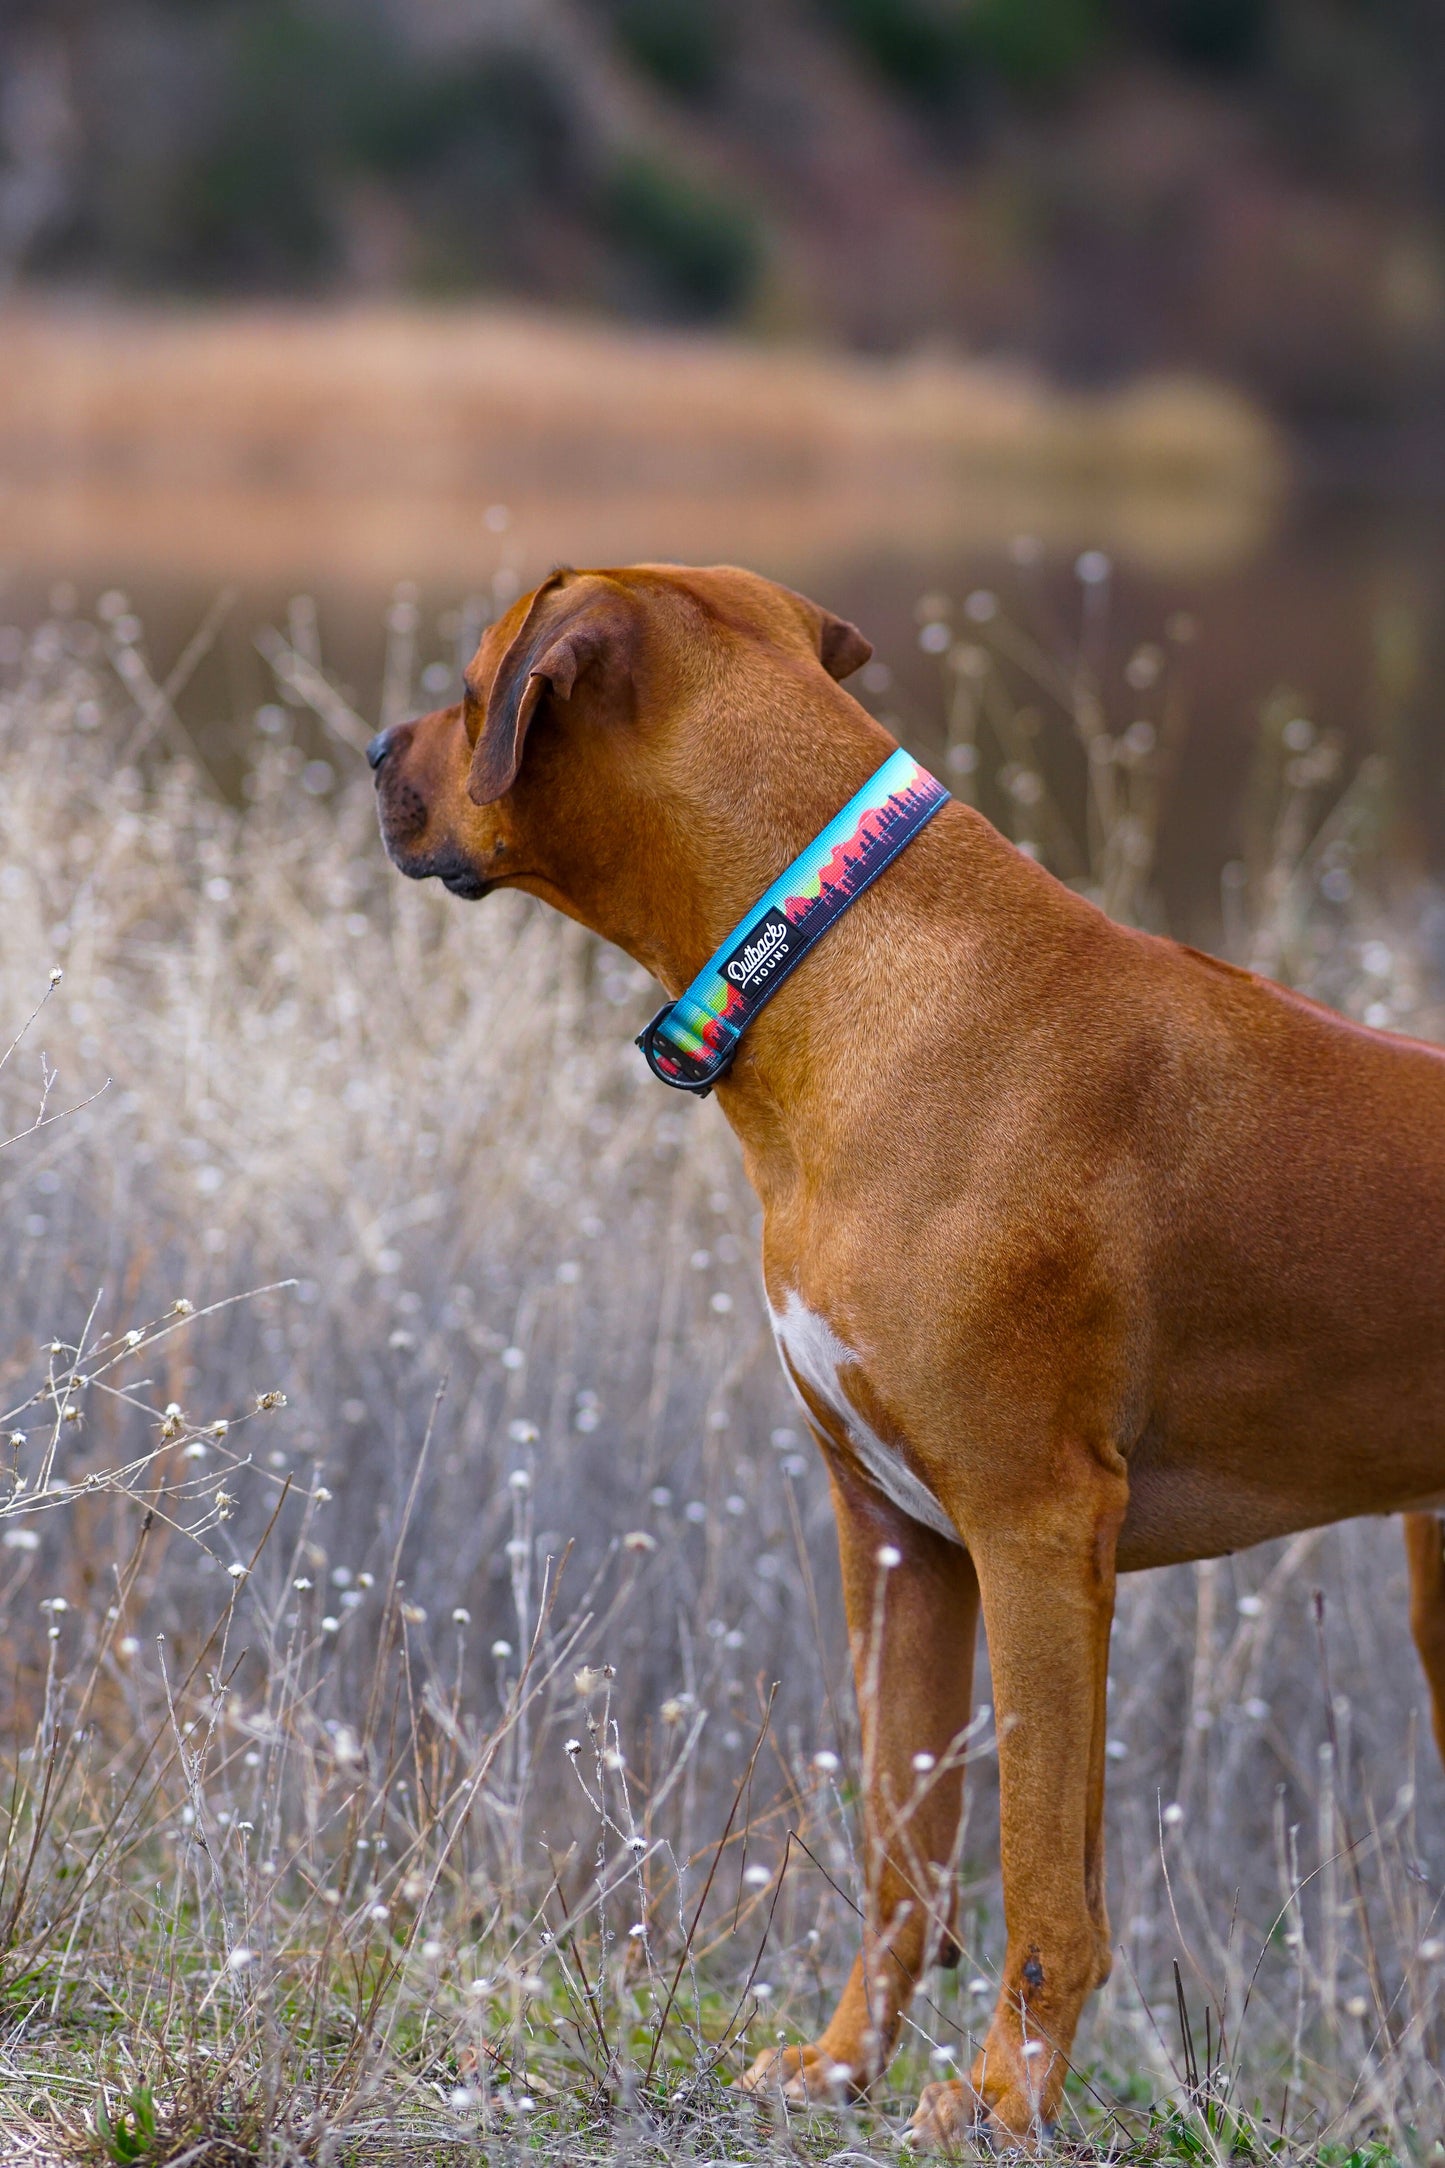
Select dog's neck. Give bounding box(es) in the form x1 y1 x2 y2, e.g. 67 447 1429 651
531 697 1022 1154
654 755 910 997
517 683 899 989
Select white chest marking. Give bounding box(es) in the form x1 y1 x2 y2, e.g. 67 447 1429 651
768 1290 959 1545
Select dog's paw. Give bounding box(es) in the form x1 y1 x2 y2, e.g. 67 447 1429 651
907 2075 1053 2153
737 2040 864 2105
906 2078 986 2152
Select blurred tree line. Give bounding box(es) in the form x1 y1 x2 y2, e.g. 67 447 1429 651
2 0 1443 427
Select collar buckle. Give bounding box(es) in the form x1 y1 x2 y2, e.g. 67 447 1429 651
635 1006 728 1096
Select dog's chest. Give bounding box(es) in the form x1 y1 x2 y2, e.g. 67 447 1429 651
767 1289 958 1544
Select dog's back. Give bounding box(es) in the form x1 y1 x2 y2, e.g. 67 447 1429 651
1110 937 1445 1560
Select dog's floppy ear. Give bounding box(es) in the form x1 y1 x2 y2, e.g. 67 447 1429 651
467 573 638 806
779 582 872 682
816 609 873 682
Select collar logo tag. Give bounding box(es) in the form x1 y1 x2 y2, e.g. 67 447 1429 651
722 907 795 993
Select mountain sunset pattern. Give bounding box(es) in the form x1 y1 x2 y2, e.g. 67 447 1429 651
647 748 949 1086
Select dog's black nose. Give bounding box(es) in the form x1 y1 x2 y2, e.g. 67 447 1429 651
366 728 394 772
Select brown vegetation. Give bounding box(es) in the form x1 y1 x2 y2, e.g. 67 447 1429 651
0 305 1282 588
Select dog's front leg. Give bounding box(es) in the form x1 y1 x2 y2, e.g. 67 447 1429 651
911 1463 1125 2149
740 1460 979 2104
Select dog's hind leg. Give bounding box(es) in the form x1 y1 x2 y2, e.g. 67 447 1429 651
739 1460 979 2104
1404 1511 1445 1767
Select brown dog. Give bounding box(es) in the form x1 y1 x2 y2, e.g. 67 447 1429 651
369 563 1445 2142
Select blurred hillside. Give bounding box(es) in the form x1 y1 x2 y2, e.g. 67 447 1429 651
2 0 1443 447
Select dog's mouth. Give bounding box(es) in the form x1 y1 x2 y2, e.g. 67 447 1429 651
380 832 494 900
372 771 507 899
438 866 492 900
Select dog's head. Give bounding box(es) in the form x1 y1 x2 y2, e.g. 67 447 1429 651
369 563 873 962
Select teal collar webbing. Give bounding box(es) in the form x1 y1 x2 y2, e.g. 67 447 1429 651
636 746 949 1095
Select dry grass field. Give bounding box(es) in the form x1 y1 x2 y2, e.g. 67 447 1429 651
0 570 1441 2165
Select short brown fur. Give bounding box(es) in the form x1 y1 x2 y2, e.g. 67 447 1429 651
372 563 1445 2143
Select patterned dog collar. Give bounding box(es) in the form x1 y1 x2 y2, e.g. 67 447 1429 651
636 746 949 1095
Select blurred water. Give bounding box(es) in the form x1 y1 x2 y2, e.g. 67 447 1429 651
4 478 1442 945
